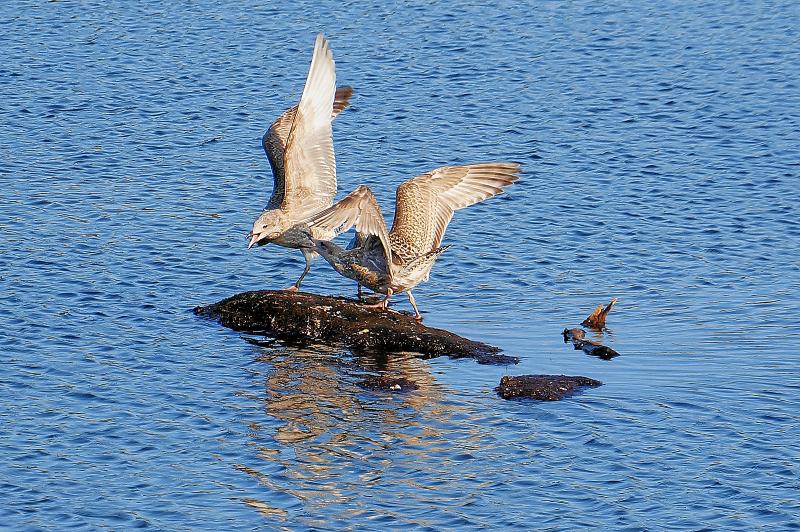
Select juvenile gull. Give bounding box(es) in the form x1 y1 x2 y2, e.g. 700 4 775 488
305 163 520 319
248 34 352 291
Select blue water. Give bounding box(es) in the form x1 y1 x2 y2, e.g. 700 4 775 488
2 0 799 529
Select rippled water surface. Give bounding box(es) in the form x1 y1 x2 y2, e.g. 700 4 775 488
2 1 800 529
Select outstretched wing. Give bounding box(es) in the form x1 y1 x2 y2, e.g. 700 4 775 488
262 86 352 208
280 33 339 218
389 162 520 259
306 185 394 278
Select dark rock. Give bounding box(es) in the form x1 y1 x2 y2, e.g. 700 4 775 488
496 374 602 401
194 290 514 363
562 327 620 360
358 376 419 392
473 353 521 366
577 340 620 360
562 328 585 342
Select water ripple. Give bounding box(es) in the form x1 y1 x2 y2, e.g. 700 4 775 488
2 0 799 529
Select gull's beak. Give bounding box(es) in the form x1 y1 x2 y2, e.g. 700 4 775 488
247 232 261 249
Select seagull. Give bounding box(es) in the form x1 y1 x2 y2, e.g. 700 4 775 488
248 34 352 291
304 163 520 319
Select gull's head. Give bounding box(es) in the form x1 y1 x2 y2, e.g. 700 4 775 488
296 226 316 249
313 239 341 259
315 239 337 254
247 210 287 249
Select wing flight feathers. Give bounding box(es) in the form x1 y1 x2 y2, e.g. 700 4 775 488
391 162 521 254
306 185 394 277
281 34 339 217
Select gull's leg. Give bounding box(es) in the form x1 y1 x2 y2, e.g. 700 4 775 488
407 291 422 321
284 249 313 292
363 288 393 309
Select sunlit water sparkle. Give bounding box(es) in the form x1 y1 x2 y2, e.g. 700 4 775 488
1 1 799 529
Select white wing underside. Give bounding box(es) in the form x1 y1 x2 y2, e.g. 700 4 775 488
281 34 338 220
262 86 352 210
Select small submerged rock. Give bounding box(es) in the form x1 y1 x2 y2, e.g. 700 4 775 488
562 327 620 360
577 340 619 360
562 328 586 342
358 376 419 392
473 353 520 366
496 374 602 401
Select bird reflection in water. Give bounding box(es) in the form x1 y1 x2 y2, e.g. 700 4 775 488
232 342 477 522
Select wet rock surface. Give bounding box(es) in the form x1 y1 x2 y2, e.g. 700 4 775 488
562 328 620 360
194 290 518 364
358 376 419 392
496 374 602 401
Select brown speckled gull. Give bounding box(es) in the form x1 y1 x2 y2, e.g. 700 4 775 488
306 163 521 319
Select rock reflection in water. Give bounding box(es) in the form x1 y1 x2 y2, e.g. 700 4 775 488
234 343 474 522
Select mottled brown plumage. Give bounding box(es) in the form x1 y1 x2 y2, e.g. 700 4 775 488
307 163 521 319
